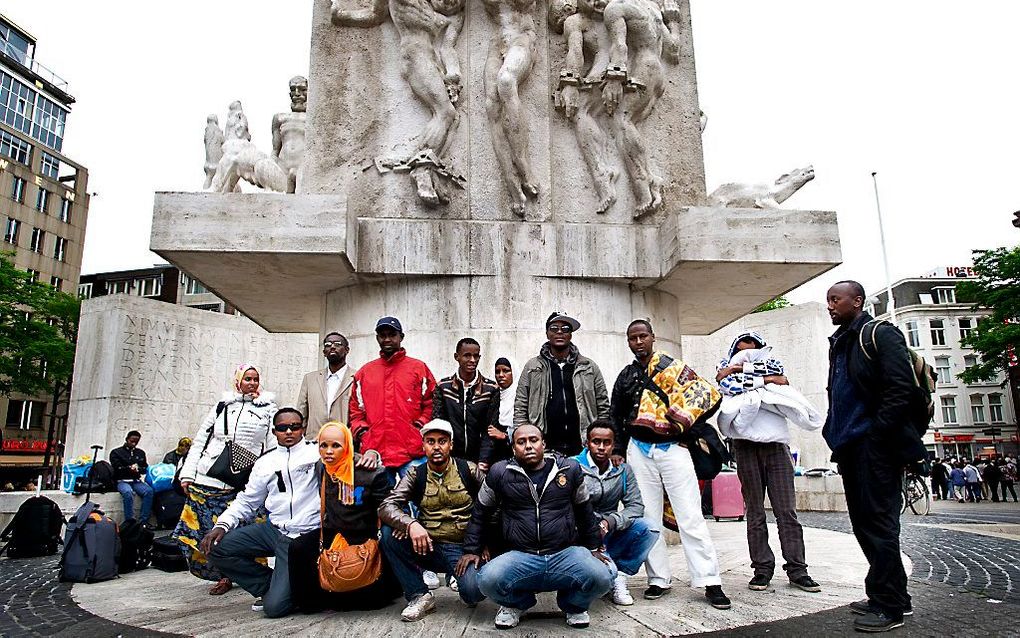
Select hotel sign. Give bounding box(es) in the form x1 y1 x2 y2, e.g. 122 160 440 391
921 266 976 279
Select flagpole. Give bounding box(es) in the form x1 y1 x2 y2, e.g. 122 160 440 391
871 172 897 326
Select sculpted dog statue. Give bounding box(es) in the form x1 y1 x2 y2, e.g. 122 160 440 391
708 165 815 208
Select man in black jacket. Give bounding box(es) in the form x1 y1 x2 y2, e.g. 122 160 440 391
457 424 615 629
432 338 501 468
824 280 926 633
110 430 153 525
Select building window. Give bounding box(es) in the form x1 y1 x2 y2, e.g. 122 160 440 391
989 394 1004 423
109 280 130 294
0 72 35 135
35 187 49 213
0 129 30 164
958 318 974 342
934 287 956 304
905 321 920 348
78 282 93 298
940 396 958 425
930 319 946 346
4 217 18 244
964 354 978 370
969 395 986 424
29 227 44 253
11 175 24 203
183 275 207 295
40 152 60 179
49 275 63 290
59 197 72 223
4 399 45 430
137 276 162 297
25 268 39 283
31 95 67 151
935 356 951 385
52 236 67 262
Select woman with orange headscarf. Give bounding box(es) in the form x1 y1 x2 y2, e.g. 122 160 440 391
287 421 401 612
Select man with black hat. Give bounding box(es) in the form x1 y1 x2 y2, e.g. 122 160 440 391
514 312 610 456
349 316 437 483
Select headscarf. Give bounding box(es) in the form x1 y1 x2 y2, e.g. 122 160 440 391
233 363 262 398
317 421 355 505
494 357 512 370
726 331 767 359
175 437 192 455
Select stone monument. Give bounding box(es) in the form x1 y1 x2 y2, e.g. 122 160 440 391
152 0 841 383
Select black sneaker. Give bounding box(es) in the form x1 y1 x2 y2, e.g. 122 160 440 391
853 611 904 633
643 585 669 600
850 599 913 617
705 585 731 609
748 574 771 591
790 575 821 592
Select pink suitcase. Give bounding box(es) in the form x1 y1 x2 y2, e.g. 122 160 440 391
712 471 745 521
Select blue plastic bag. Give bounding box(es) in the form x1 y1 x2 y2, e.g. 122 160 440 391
61 459 93 494
145 463 177 493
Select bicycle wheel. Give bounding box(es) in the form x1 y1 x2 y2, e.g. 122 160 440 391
907 476 931 516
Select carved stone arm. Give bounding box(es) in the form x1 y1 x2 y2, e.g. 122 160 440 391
439 12 464 91
331 0 389 27
271 116 283 159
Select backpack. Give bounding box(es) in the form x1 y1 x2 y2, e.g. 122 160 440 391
411 458 479 502
117 518 153 574
74 460 117 495
859 319 937 436
59 502 121 583
1 496 64 558
150 535 188 572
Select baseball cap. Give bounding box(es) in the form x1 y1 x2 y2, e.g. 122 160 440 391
546 311 580 331
375 316 403 333
420 419 454 439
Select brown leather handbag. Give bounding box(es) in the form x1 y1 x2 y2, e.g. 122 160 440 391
316 476 382 593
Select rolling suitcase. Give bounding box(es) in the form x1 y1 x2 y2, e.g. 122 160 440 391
712 471 745 521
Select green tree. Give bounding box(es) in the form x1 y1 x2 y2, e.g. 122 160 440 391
752 295 792 314
956 246 1020 383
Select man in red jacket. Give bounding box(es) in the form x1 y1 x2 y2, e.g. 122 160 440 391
349 316 438 483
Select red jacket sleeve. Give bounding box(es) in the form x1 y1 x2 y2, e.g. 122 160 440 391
417 363 437 425
348 372 369 443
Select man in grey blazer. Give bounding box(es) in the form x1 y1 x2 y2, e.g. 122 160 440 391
296 331 354 438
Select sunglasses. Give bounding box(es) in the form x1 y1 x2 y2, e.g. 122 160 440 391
323 341 347 349
547 325 573 334
274 423 305 433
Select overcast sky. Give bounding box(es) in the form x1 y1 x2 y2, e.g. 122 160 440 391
6 1 1019 305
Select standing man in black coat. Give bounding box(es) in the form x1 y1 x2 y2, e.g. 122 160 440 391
432 338 502 469
824 280 927 633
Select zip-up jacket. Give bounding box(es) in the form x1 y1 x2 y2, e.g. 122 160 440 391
181 391 278 489
432 373 501 463
514 344 609 434
214 440 320 538
110 445 148 481
572 452 644 533
463 453 600 556
349 349 437 468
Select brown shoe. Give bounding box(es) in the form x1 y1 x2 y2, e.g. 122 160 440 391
209 578 233 595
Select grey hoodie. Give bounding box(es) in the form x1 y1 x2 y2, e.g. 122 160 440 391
572 451 644 533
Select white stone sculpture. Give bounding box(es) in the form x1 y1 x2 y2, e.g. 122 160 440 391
331 0 465 207
202 115 224 190
708 166 816 208
482 0 541 217
208 101 289 194
271 76 308 194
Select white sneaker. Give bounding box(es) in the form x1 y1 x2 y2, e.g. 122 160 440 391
423 570 440 590
400 592 436 622
611 574 634 606
566 610 590 628
494 606 523 629
251 597 264 612
448 576 459 592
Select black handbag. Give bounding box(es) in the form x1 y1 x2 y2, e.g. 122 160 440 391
683 421 731 481
201 402 263 490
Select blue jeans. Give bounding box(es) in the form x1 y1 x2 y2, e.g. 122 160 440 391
605 519 659 576
478 546 616 614
380 526 484 604
210 522 293 618
117 480 153 522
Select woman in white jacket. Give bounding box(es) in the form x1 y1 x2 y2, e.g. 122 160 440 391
173 364 277 595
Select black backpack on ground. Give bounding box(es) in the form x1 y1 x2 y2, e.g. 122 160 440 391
73 460 117 495
59 501 120 583
150 535 188 572
0 495 64 558
154 489 186 530
118 518 153 574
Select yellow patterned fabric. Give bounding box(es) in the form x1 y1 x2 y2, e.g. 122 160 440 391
633 351 721 437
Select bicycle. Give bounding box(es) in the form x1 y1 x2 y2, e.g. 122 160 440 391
901 468 931 516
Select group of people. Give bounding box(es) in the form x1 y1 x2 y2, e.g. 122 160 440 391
929 456 1019 503
108 279 933 633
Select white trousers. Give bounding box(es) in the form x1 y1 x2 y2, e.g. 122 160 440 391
628 440 721 588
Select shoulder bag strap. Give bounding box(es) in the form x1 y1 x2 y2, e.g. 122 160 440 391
318 474 326 552
642 355 674 407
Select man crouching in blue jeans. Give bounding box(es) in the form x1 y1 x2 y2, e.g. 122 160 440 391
457 424 615 629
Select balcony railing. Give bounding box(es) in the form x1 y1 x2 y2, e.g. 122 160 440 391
0 40 68 92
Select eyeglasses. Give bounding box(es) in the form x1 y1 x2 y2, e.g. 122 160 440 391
547 325 573 334
323 341 347 349
274 423 305 432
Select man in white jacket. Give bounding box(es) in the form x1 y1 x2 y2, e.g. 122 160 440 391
715 332 822 594
200 407 320 618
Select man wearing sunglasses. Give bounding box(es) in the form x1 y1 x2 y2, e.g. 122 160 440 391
514 312 609 456
200 408 320 619
296 331 354 439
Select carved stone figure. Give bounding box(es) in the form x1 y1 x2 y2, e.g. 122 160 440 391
209 101 289 194
272 76 308 194
332 0 465 207
202 115 225 190
482 0 541 217
708 166 816 208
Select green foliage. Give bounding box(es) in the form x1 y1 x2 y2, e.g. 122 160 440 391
752 296 792 314
956 246 1020 384
0 252 80 397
